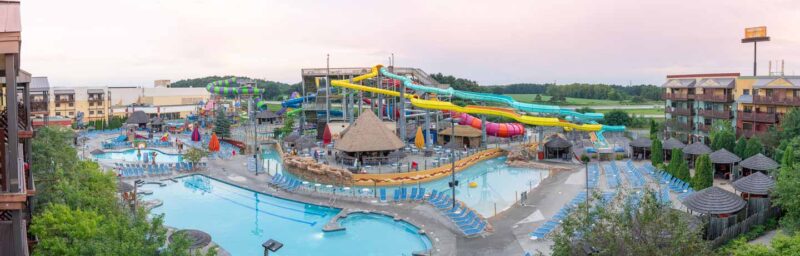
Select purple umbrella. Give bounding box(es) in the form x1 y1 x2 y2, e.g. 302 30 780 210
191 125 201 142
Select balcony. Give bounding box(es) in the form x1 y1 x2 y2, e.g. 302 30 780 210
666 107 693 116
752 95 800 106
55 98 74 104
666 120 693 131
698 124 711 132
736 129 756 138
663 93 695 101
697 94 734 102
30 101 47 113
698 109 733 119
738 111 777 123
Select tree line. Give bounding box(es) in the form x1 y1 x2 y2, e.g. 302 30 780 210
430 73 662 102
170 76 302 101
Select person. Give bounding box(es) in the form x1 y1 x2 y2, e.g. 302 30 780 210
232 149 236 156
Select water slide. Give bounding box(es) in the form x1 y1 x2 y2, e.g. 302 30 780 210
454 112 525 137
206 78 270 109
329 65 621 132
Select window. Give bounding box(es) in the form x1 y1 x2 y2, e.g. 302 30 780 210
768 107 776 114
89 102 93 107
56 103 60 108
743 89 750 95
69 103 74 107
97 110 103 115
744 106 753 113
766 89 773 97
795 90 799 97
69 112 74 116
743 123 753 130
55 112 61 116
89 111 94 115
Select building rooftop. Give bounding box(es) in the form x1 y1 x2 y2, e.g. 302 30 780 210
732 172 775 195
682 186 746 215
335 110 404 153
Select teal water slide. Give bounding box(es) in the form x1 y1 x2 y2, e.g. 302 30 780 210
206 78 271 109
379 67 624 145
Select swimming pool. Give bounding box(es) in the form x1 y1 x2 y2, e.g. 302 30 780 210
142 175 431 256
93 148 184 162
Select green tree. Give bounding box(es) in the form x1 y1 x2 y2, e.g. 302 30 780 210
649 119 659 140
782 146 795 168
184 147 209 165
651 139 663 165
744 138 764 159
213 108 231 138
691 154 713 190
775 146 800 234
601 109 631 126
780 107 800 139
710 120 736 152
575 106 595 114
757 125 781 158
31 126 79 210
551 190 710 255
724 232 800 256
534 94 543 102
734 137 748 157
667 148 684 176
674 158 690 182
276 114 296 138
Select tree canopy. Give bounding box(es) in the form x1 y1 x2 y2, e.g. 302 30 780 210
735 138 748 157
692 154 713 190
213 108 231 138
744 138 764 159
601 109 631 126
651 139 664 166
780 107 800 139
710 120 736 152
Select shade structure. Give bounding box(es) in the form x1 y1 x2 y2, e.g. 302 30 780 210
295 136 316 149
208 133 220 152
414 127 425 149
683 141 712 155
662 138 686 150
191 126 201 142
322 126 332 145
283 132 300 143
739 153 779 171
117 181 135 193
732 172 775 195
126 110 149 125
629 137 652 148
682 186 746 215
709 149 741 164
334 110 404 153
544 136 571 149
90 149 105 155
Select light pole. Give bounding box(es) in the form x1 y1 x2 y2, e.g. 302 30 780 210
445 117 461 209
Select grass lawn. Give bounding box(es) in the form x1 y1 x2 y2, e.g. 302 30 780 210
596 108 665 116
503 94 663 106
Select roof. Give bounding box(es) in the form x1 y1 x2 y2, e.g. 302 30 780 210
126 111 149 124
740 153 779 171
256 110 278 119
738 94 753 104
151 117 163 125
439 125 482 137
662 79 696 88
697 78 735 88
683 142 712 155
30 77 50 92
117 181 134 193
283 132 300 142
682 186 746 214
662 138 686 150
752 77 800 89
54 89 75 94
732 172 775 195
169 229 211 249
709 149 741 164
545 136 572 149
335 111 405 152
629 137 652 148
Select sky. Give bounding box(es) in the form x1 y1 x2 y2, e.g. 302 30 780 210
19 0 800 87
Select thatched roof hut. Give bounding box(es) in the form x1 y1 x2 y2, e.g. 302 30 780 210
335 111 404 153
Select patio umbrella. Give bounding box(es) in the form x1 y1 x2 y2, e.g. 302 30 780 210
414 127 425 149
323 126 332 145
208 133 220 152
191 125 201 142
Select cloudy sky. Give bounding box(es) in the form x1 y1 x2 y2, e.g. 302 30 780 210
20 0 800 87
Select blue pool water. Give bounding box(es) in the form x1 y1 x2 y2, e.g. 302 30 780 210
142 175 431 256
93 149 184 162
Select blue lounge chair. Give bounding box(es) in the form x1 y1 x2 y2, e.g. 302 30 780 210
464 221 486 236
399 188 408 201
445 205 465 218
409 188 418 201
452 211 475 223
428 191 443 203
379 188 387 202
393 189 401 202
458 218 480 230
416 188 426 200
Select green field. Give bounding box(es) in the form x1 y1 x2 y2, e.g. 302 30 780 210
596 108 665 116
503 94 663 106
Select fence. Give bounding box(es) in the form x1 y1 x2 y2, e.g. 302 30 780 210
710 207 781 248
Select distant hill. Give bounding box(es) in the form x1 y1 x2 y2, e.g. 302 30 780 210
170 76 301 100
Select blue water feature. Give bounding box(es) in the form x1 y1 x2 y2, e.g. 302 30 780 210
93 148 183 162
142 175 431 256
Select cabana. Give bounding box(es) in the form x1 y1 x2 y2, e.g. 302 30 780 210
544 135 572 160
683 141 712 168
709 149 741 180
335 111 405 165
731 172 775 216
126 110 149 129
438 125 482 149
169 229 212 252
682 186 747 238
662 138 686 161
150 117 164 132
629 137 652 159
256 110 279 125
738 153 779 179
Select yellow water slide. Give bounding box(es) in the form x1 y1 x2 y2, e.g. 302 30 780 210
330 65 604 132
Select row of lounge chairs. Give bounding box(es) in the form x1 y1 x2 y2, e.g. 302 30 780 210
603 163 621 188
269 174 301 191
529 192 587 240
587 163 600 189
390 187 426 202
102 141 130 149
621 160 646 188
427 189 486 236
115 162 205 177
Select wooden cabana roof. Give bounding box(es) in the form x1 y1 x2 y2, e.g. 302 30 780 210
682 186 746 215
169 229 211 249
126 110 149 124
709 149 741 164
283 132 301 143
662 138 686 150
740 153 779 171
439 125 482 138
629 137 652 148
117 181 135 193
683 141 712 155
544 136 571 149
150 117 163 125
732 172 775 195
256 110 278 119
335 111 404 153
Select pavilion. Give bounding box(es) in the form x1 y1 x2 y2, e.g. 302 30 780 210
738 153 779 178
334 111 405 165
683 141 711 168
544 135 572 160
126 110 149 128
709 149 741 180
682 186 746 238
150 117 164 132
662 137 686 161
731 172 775 215
256 110 279 125
437 125 482 149
628 137 652 160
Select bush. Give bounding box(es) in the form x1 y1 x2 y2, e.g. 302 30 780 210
615 154 625 160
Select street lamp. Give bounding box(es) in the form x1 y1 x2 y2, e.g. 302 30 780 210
444 117 461 209
262 239 283 256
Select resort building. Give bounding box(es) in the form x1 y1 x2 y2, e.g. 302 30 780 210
734 75 800 138
662 73 738 143
0 1 36 254
28 85 210 124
